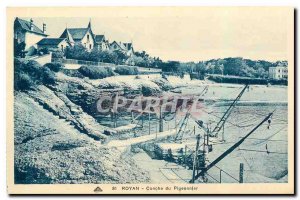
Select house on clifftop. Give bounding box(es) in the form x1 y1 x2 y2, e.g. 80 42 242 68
14 17 48 56
59 21 95 51
37 38 71 52
123 42 134 56
94 34 110 51
110 41 135 56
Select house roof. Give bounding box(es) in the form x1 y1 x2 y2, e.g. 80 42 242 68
111 41 127 51
59 29 75 43
67 28 89 40
15 17 48 36
37 38 66 45
123 43 133 50
94 35 105 43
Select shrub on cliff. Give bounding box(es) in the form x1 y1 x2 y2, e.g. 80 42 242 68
14 73 34 90
52 50 64 59
114 66 138 75
14 58 56 91
78 65 114 79
41 67 56 85
141 84 161 97
44 62 64 72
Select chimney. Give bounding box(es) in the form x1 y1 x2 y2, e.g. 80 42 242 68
29 18 34 31
42 23 46 33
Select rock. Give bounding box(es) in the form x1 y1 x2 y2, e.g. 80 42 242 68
27 85 108 141
151 77 173 91
14 92 150 184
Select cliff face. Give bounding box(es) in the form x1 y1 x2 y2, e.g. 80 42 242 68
14 86 150 183
54 73 170 116
14 71 176 184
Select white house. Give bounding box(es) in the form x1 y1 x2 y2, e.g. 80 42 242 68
59 21 95 51
94 34 110 51
123 43 134 56
269 65 288 79
14 17 48 56
37 38 71 52
110 41 134 56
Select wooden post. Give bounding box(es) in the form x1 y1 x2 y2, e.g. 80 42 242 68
175 112 177 133
192 134 201 183
219 169 222 183
141 113 144 128
222 124 225 142
148 112 151 135
131 111 134 123
113 112 117 128
203 134 206 152
184 145 187 167
206 133 209 148
194 126 196 135
159 106 163 132
239 163 244 183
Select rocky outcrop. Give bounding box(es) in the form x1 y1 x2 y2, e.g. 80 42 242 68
54 73 172 116
14 92 150 184
151 77 173 91
27 85 109 141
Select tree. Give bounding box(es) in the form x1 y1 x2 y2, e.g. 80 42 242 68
126 55 147 67
194 62 206 74
64 44 88 60
161 61 180 72
114 50 128 64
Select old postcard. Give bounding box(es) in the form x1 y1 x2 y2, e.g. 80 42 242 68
6 7 294 194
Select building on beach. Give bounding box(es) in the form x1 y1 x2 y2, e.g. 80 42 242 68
268 65 288 80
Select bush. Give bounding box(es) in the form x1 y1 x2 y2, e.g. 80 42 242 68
114 66 138 75
141 85 161 97
65 44 89 60
14 73 34 90
44 62 64 72
52 50 64 59
61 69 85 78
78 65 114 79
14 58 56 91
42 67 56 84
208 74 268 85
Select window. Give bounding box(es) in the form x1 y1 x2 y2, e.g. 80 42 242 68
61 44 64 51
87 34 90 42
278 69 280 73
89 44 92 50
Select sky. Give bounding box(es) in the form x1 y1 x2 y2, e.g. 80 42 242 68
24 7 291 62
